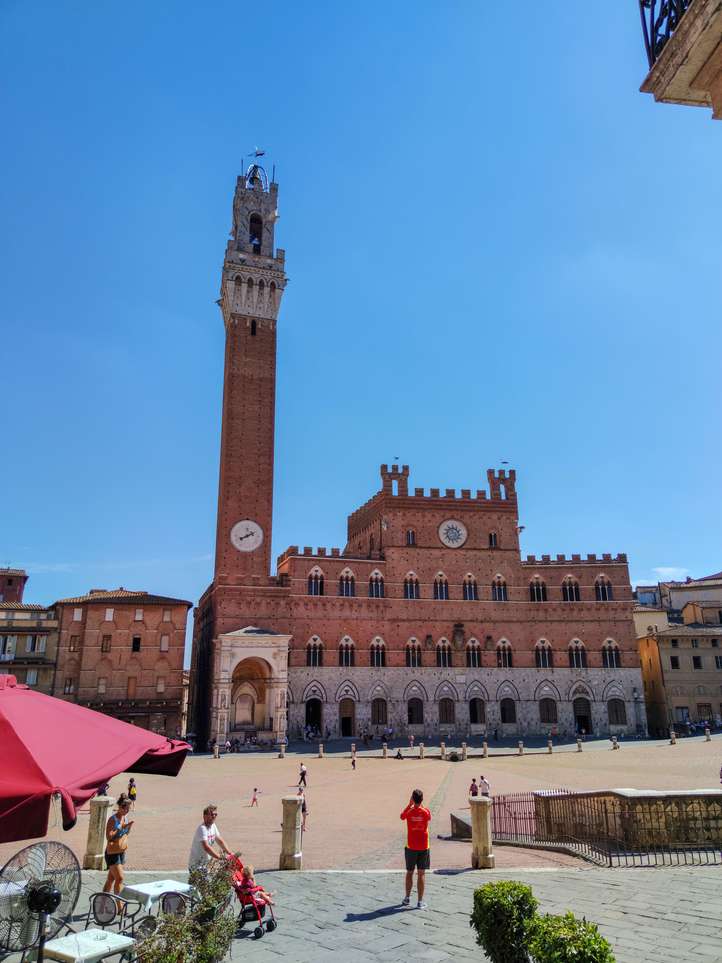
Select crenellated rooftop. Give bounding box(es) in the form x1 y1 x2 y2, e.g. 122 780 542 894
521 553 628 566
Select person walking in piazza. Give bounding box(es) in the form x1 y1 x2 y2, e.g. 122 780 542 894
188 804 233 872
469 778 479 798
298 763 308 787
103 794 134 896
250 788 261 807
400 789 431 910
479 775 491 797
127 778 137 809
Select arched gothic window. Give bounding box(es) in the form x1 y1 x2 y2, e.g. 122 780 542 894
535 640 553 669
530 579 547 602
371 698 387 726
608 698 627 725
308 572 324 596
369 574 385 598
338 573 355 597
496 641 513 669
469 697 485 724
488 532 498 548
249 213 263 253
491 577 508 602
595 578 613 602
434 575 449 601
408 698 424 725
436 640 452 668
539 698 558 724
439 698 455 724
562 578 580 602
406 641 422 668
338 639 355 668
466 640 481 668
370 639 386 668
500 698 516 723
462 576 479 601
602 641 621 668
568 640 588 669
406 529 416 546
404 575 420 600
306 640 323 667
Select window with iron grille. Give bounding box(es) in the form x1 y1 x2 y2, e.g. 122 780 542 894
371 698 387 726
539 698 557 724
500 698 516 723
101 635 111 653
439 697 455 724
469 697 485 724
607 699 627 726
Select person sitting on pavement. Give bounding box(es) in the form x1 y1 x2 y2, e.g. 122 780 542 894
188 803 233 872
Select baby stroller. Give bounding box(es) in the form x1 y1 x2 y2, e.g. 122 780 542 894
228 854 278 939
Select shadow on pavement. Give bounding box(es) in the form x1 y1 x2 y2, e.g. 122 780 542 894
344 905 409 922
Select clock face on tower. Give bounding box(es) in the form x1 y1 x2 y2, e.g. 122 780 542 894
230 520 264 553
438 519 468 548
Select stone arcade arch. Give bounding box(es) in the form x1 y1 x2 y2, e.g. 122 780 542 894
212 626 291 745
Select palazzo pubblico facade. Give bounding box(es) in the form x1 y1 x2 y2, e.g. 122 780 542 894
189 165 646 746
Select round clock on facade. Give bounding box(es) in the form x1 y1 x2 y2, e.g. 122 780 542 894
438 519 468 548
230 519 264 552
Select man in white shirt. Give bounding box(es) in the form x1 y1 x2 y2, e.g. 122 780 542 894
188 804 232 872
479 775 491 797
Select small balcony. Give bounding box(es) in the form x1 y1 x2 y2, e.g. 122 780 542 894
640 1 722 117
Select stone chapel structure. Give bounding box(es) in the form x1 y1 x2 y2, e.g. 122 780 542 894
189 164 646 746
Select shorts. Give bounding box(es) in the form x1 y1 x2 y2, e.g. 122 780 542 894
104 851 126 868
404 847 430 871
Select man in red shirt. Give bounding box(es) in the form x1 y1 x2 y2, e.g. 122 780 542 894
400 788 431 909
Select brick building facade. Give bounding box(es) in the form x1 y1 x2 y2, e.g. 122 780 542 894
0 568 28 604
190 166 646 746
0 599 58 695
54 588 191 736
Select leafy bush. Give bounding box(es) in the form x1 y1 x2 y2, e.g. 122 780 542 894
470 880 538 963
526 912 615 963
136 860 237 963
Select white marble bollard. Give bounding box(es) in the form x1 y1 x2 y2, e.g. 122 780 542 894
461 741 467 761
470 796 495 869
518 741 524 755
279 796 303 870
576 738 583 752
318 743 324 758
670 729 677 745
419 742 425 759
705 728 711 742
83 795 114 870
382 742 388 758
482 741 488 758
547 739 553 754
440 741 446 761
611 736 619 750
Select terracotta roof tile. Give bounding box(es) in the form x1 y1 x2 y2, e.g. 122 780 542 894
54 587 192 607
0 602 48 611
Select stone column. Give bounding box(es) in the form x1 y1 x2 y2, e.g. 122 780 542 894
83 795 114 870
470 796 495 869
279 796 303 870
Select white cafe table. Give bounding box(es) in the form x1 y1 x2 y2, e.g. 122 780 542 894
120 878 193 912
42 928 135 962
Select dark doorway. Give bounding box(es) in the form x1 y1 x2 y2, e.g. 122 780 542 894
305 698 323 731
339 698 355 737
573 697 592 735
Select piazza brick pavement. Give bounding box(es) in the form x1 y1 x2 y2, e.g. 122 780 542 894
3 867 721 962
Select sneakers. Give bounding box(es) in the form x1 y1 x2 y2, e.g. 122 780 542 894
401 896 410 906
417 900 428 910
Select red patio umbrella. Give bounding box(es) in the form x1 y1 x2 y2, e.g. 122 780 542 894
0 675 190 844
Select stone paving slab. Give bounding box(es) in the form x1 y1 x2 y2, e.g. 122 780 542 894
2 866 721 962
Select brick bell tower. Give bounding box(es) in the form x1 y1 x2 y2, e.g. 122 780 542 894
214 162 287 583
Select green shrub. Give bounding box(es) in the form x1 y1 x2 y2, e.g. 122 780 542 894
526 912 615 963
470 880 538 963
137 861 237 963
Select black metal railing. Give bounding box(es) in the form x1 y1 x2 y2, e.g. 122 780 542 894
491 790 721 867
639 0 694 68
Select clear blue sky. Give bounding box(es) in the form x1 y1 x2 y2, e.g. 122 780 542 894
2 3 720 662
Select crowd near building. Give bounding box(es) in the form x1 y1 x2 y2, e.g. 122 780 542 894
0 569 190 737
187 165 648 748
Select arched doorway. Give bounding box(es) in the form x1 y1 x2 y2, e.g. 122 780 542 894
371 698 387 727
339 698 355 737
231 657 272 735
469 698 485 725
573 696 592 735
305 698 323 732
